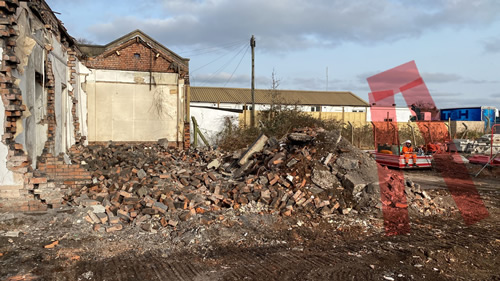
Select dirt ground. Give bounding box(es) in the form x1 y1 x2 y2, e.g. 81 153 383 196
1 167 499 281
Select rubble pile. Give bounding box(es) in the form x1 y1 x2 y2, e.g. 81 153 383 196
67 128 445 232
382 173 447 216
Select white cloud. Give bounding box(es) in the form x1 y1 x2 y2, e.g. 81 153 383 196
421 72 461 83
87 0 500 52
482 36 500 53
191 72 271 88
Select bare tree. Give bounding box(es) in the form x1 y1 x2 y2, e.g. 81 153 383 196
76 37 94 45
269 68 284 112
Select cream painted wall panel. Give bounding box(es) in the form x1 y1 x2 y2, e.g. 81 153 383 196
95 83 113 141
112 84 134 121
77 62 90 145
87 70 182 142
111 120 134 140
134 85 177 121
133 120 176 141
87 82 97 141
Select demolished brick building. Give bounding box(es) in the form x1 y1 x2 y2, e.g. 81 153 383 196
0 0 190 211
79 30 190 147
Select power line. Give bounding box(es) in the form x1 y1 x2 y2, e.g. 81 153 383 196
190 41 247 73
224 44 250 87
198 43 248 86
179 39 247 57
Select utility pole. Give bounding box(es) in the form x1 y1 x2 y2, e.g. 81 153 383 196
250 35 256 127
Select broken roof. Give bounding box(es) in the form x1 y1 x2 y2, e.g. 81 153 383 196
191 87 369 107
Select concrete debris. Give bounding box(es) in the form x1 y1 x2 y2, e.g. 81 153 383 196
158 138 169 149
4 231 20 237
288 132 314 143
238 134 269 166
67 127 448 232
471 134 500 154
207 159 221 170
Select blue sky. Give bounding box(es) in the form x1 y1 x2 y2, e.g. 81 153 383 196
47 0 500 110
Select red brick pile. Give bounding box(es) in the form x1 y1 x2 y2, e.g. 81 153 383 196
68 128 444 232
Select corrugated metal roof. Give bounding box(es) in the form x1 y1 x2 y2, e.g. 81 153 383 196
191 87 368 107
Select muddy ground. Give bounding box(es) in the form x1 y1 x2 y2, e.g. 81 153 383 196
1 168 499 281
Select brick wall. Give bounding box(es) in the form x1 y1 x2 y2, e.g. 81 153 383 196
35 152 91 209
31 58 91 209
0 1 91 211
184 122 190 150
84 40 179 73
67 48 83 144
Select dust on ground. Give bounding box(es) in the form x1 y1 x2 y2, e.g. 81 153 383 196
1 172 498 281
1 129 499 281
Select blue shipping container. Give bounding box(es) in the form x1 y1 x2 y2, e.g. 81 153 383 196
440 107 482 121
482 108 497 131
440 107 497 131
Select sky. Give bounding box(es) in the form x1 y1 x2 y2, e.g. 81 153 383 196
46 0 500 110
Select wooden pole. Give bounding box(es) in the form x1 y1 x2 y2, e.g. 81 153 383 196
250 35 256 127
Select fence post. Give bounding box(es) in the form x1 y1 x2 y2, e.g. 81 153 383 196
347 121 354 145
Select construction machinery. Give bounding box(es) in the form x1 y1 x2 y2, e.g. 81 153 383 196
371 120 435 169
469 124 500 173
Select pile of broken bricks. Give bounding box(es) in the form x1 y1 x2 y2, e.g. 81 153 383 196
68 127 448 232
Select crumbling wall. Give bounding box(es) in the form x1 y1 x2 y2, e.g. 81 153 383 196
0 0 30 190
14 8 47 170
0 0 91 211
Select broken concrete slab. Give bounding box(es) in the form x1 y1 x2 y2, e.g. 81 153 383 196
137 169 147 179
311 165 340 190
288 133 314 143
207 159 221 170
336 158 359 170
342 174 366 195
158 138 169 149
238 134 269 166
90 204 105 214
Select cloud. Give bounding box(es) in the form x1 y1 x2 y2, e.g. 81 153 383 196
289 77 344 90
87 0 500 52
428 91 462 97
191 72 270 88
432 93 500 109
463 79 500 84
483 36 500 53
192 72 249 86
421 72 461 83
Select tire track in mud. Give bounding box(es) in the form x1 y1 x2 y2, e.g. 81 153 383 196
40 246 377 281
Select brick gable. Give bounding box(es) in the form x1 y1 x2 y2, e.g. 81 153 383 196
84 40 178 73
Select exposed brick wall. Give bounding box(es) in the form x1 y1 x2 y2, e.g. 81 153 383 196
35 153 91 208
43 59 56 155
32 59 91 208
0 2 90 211
183 122 190 150
0 0 30 174
67 49 82 144
84 40 181 74
0 0 46 211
